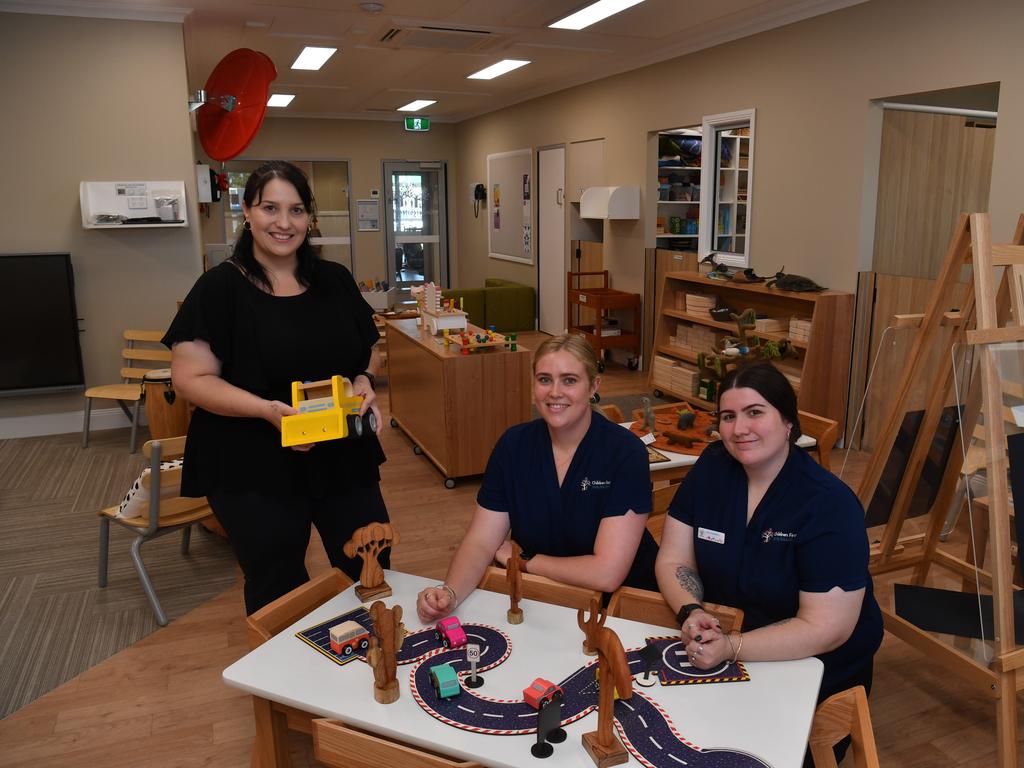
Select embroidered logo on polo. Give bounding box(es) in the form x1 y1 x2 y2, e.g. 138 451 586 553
580 477 611 491
761 528 798 543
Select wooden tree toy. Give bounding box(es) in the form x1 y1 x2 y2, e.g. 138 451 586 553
506 540 524 624
367 600 406 704
580 624 632 767
343 522 399 600
577 596 608 657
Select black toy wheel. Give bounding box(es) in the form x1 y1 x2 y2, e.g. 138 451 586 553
364 411 378 434
348 414 363 438
627 358 639 371
441 636 449 649
653 389 663 398
444 478 456 489
390 417 398 428
413 444 422 455
359 638 369 651
343 644 353 656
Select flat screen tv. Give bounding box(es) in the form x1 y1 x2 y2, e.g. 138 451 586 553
0 253 85 396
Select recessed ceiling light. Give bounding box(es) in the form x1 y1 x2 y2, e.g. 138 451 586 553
397 99 436 112
466 59 530 80
359 2 385 11
291 46 337 70
267 94 295 107
549 0 645 31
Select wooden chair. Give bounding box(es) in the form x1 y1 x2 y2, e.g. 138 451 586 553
647 482 677 543
607 585 744 633
477 565 602 610
246 567 354 650
598 403 625 423
97 436 212 626
808 686 880 768
798 409 839 472
312 718 482 768
83 329 171 453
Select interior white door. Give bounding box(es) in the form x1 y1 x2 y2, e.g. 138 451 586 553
538 146 566 335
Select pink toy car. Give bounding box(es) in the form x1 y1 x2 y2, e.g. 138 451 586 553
434 616 468 649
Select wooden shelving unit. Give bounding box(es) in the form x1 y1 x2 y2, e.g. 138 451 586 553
649 271 853 426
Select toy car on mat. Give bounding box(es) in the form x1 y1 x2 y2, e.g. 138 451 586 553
434 616 468 649
328 620 370 656
523 677 564 710
280 375 377 447
429 663 461 699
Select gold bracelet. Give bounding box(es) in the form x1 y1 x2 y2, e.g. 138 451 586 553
731 632 743 663
725 632 737 659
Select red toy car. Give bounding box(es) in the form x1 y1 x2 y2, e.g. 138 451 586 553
328 620 370 656
523 678 564 710
434 616 468 649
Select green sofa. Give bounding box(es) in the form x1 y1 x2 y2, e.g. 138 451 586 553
442 278 535 332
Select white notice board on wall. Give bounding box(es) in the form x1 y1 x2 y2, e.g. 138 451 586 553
487 149 532 265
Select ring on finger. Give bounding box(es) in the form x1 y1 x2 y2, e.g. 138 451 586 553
699 644 704 654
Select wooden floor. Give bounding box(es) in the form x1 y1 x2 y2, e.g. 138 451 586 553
0 333 1021 766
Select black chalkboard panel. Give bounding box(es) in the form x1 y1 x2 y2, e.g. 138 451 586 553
0 253 84 395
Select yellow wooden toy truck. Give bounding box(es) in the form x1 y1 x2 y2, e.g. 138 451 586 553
280 375 377 447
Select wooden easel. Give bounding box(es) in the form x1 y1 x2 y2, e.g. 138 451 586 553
859 213 1024 767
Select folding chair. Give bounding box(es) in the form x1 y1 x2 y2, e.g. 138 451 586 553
808 685 880 768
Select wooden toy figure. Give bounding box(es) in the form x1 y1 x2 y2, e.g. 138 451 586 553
506 540 525 624
343 522 399 601
639 397 656 433
367 600 406 704
581 625 632 767
577 597 608 657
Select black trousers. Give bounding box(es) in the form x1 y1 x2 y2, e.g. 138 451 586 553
804 661 874 767
208 482 390 615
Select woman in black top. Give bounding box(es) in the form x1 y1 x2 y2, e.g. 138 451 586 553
164 161 389 614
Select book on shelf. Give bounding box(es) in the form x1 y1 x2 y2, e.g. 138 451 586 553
754 317 787 333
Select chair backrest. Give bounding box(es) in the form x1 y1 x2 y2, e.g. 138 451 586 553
121 329 172 383
598 403 625 423
647 483 677 543
477 565 601 610
312 718 482 768
808 686 880 768
607 585 744 634
246 567 354 650
798 409 838 472
136 436 209 530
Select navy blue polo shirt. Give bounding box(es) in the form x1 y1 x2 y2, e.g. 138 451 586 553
668 441 883 693
478 414 659 590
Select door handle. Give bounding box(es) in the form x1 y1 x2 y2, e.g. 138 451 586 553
556 188 563 206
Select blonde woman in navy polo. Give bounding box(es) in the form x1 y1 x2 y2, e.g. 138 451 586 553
417 334 658 624
656 361 882 766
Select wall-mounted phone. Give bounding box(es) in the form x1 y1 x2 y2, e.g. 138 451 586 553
473 183 487 218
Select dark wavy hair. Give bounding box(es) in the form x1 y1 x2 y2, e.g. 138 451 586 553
717 361 802 443
230 161 319 291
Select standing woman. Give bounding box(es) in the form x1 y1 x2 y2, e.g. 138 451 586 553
417 334 658 623
656 361 882 717
164 160 389 615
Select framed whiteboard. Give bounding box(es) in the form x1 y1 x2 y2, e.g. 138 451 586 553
487 149 532 264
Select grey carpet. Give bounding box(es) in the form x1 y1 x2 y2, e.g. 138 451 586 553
0 428 238 718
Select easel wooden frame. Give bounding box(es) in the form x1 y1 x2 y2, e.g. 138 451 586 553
858 213 1024 768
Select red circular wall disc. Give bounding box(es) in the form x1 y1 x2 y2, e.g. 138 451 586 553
197 49 278 161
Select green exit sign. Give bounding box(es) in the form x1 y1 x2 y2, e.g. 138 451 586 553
404 116 431 132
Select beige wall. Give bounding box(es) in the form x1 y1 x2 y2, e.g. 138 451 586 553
453 0 1024 297
0 13 201 420
195 117 459 285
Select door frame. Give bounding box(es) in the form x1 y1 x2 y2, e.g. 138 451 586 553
382 160 450 293
537 144 566 335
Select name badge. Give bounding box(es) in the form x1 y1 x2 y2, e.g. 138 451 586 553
697 527 725 544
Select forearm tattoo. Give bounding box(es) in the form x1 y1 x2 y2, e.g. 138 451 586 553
674 566 704 602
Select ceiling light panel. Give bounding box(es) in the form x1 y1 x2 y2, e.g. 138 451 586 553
398 99 436 111
267 94 296 107
291 46 337 70
549 0 646 31
467 59 530 80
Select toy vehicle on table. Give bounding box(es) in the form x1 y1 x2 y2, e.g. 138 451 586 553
280 375 377 447
434 616 468 649
329 620 370 656
429 663 461 699
523 678 564 710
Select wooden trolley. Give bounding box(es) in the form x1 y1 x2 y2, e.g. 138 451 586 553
567 270 641 370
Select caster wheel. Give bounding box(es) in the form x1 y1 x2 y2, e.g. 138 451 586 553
653 389 663 398
627 358 639 371
347 414 363 438
444 478 456 489
390 417 398 428
413 444 422 455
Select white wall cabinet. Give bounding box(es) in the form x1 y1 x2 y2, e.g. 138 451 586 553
80 180 188 229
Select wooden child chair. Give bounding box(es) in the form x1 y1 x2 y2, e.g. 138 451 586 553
808 685 880 768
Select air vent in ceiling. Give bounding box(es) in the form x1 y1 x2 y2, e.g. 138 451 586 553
377 25 499 52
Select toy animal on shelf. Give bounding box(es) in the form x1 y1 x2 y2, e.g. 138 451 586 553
766 268 827 292
696 307 799 383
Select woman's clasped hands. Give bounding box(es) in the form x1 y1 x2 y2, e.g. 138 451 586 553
681 610 731 669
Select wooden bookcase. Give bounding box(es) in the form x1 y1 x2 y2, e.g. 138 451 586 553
649 271 854 426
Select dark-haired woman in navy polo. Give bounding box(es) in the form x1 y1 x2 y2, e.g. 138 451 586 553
656 361 883 717
416 334 658 624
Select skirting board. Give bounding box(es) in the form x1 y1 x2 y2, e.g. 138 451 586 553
0 406 149 440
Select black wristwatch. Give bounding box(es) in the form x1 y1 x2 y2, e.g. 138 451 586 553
675 602 704 625
356 370 376 390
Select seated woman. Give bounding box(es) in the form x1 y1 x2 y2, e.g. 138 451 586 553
417 334 658 623
656 361 883 713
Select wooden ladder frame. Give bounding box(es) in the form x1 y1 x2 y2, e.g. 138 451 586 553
858 213 1024 767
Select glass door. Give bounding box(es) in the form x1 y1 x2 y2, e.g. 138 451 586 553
383 161 449 297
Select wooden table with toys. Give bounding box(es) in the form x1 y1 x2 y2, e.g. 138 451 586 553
224 566 823 768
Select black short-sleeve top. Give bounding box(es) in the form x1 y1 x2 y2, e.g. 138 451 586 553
162 260 385 497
